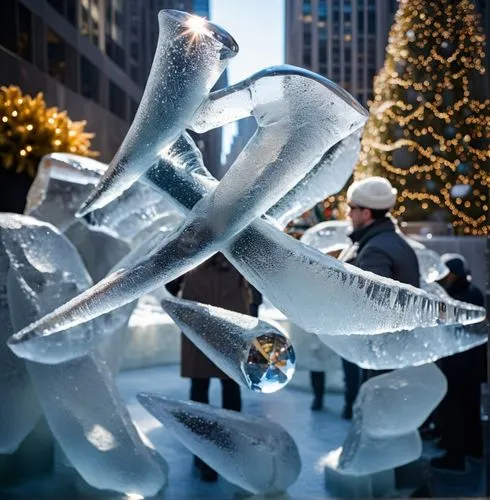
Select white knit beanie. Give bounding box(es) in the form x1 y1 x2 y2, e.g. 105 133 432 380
346 177 397 210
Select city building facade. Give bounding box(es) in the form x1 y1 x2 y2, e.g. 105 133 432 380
0 0 145 160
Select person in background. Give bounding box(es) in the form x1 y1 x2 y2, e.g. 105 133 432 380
430 253 486 472
338 176 420 419
166 253 251 482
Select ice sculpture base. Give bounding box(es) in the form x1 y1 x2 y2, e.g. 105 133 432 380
324 451 432 498
324 450 396 498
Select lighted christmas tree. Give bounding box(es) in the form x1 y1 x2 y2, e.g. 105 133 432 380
356 0 489 235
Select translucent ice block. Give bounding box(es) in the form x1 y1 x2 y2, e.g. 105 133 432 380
137 394 301 495
4 215 167 496
335 364 446 476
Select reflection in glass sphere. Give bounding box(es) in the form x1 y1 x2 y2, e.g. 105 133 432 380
242 332 296 394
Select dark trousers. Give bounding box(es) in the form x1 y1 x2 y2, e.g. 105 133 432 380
310 371 325 400
342 359 362 408
190 378 242 412
438 345 486 457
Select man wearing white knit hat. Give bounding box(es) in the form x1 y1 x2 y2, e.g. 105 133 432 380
338 176 420 420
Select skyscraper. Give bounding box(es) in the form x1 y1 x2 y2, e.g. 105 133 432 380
285 0 398 105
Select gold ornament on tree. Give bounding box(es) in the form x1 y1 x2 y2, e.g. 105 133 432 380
355 0 489 235
0 85 98 178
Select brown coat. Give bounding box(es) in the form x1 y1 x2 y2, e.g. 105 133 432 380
168 253 250 379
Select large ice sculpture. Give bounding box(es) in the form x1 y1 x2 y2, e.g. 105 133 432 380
11 65 375 347
2 214 166 496
325 364 446 476
137 393 301 495
161 296 296 393
78 10 238 215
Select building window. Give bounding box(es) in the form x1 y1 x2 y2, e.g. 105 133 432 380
109 80 127 120
80 0 90 37
81 56 99 102
47 0 77 25
47 29 67 83
17 3 32 62
318 0 327 22
302 0 312 16
0 0 17 55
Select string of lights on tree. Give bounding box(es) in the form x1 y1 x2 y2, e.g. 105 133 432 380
352 0 489 235
0 86 97 178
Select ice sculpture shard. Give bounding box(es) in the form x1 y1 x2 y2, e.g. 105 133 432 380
137 394 301 495
405 237 449 283
78 10 238 215
300 220 351 254
11 67 369 342
3 215 166 496
161 296 295 393
0 218 41 453
329 364 446 476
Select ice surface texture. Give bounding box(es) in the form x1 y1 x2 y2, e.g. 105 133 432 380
78 10 238 215
161 296 296 393
2 214 166 496
137 394 301 495
11 66 371 347
329 364 446 476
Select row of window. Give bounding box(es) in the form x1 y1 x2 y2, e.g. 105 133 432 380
0 0 136 122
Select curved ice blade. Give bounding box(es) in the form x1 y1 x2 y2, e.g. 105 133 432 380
268 130 362 228
77 10 237 215
225 218 486 335
320 321 488 370
161 296 295 393
137 394 301 495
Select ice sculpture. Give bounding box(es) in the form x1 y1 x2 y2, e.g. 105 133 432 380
77 10 238 215
405 238 449 283
325 364 446 476
11 65 377 348
137 393 301 495
2 214 166 496
160 296 296 393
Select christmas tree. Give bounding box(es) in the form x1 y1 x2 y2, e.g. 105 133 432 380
356 0 489 235
0 85 97 213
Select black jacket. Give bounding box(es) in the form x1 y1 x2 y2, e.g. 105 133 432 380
341 217 420 288
446 278 485 307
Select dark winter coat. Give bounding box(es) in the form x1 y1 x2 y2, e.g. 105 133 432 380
167 253 250 379
340 217 420 287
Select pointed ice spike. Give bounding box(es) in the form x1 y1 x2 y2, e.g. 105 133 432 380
161 296 295 393
10 68 369 342
137 394 301 495
77 10 238 216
